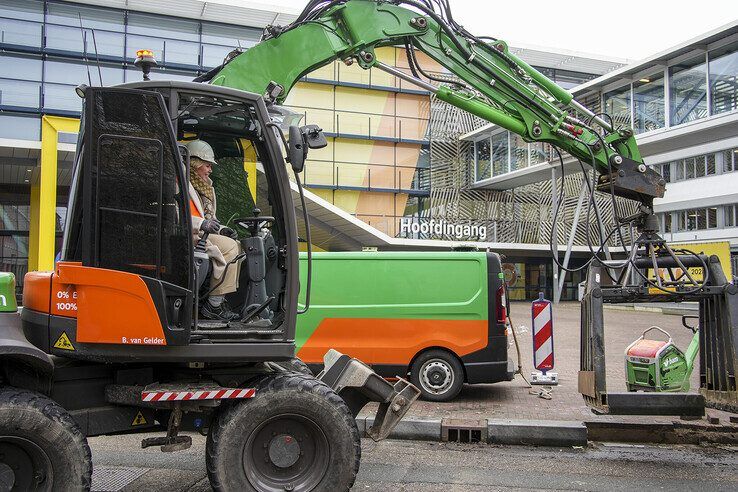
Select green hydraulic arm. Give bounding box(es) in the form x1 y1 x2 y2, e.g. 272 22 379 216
204 0 665 206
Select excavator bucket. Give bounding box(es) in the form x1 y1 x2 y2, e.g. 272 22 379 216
317 349 420 441
580 255 738 415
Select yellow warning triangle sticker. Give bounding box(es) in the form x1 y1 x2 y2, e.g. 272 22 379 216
53 332 75 351
132 411 148 426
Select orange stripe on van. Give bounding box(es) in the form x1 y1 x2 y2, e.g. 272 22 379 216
296 318 487 366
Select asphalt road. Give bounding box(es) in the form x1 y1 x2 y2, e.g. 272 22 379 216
89 434 738 491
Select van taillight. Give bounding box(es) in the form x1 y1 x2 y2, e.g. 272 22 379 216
496 284 507 324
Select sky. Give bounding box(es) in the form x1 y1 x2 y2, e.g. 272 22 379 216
253 0 738 62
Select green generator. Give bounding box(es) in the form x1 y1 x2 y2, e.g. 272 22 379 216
625 326 697 392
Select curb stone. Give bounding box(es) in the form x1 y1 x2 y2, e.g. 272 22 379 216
359 416 586 447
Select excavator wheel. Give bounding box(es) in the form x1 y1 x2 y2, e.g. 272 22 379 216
0 387 92 491
206 373 360 492
270 357 313 375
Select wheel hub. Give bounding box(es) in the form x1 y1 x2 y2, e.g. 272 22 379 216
0 462 14 491
420 360 453 394
268 434 301 469
244 414 329 492
0 437 52 491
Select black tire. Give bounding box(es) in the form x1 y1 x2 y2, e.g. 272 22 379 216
206 373 360 492
272 358 313 376
410 349 464 402
0 387 92 491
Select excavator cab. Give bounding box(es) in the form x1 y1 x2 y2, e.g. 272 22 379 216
23 82 301 359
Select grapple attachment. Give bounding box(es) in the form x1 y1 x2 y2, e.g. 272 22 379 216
317 349 420 441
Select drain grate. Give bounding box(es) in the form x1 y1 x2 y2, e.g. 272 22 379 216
441 418 488 443
91 466 148 492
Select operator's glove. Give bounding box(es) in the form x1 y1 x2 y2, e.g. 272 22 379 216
200 219 221 234
219 226 238 240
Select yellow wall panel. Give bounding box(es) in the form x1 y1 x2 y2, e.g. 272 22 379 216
332 190 360 213
336 162 367 188
396 143 422 166
396 93 430 118
287 82 335 108
334 138 374 164
335 86 388 114
337 61 372 86
308 62 337 81
288 106 335 133
310 188 334 203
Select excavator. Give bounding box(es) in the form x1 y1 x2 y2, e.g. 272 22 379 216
0 0 736 490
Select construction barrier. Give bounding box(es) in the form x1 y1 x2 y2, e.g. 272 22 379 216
531 292 557 385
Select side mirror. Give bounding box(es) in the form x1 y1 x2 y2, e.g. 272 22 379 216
288 125 306 173
302 124 327 149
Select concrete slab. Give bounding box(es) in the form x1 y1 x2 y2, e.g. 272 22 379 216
487 419 587 447
365 416 442 441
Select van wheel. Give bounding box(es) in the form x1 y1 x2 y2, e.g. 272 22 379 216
0 387 92 491
410 350 464 402
206 373 360 491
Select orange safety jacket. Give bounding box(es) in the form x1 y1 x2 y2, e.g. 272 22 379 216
190 199 202 218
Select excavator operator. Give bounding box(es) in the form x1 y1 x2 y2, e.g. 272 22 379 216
186 139 242 321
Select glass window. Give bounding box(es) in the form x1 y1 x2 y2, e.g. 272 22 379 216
45 59 123 86
724 148 738 172
0 79 40 109
0 0 43 22
633 72 664 133
0 18 42 48
706 154 716 176
554 70 595 90
125 67 195 83
660 163 671 183
603 85 631 129
126 35 199 67
708 207 717 228
664 213 672 233
685 157 695 179
509 134 528 171
201 22 259 47
46 3 124 31
475 138 490 181
43 83 82 112
491 131 508 176
529 142 548 166
670 55 707 125
0 54 42 81
725 205 735 227
45 25 124 58
709 42 738 116
202 44 236 69
675 160 685 181
127 13 199 41
0 114 40 140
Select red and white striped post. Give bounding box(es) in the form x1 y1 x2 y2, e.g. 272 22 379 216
531 292 558 385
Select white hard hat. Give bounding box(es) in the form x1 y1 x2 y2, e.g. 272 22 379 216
186 140 217 165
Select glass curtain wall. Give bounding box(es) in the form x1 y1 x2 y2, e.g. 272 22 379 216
710 42 738 116
0 0 262 125
491 132 508 177
603 85 631 129
633 72 665 133
670 56 707 125
475 139 491 181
